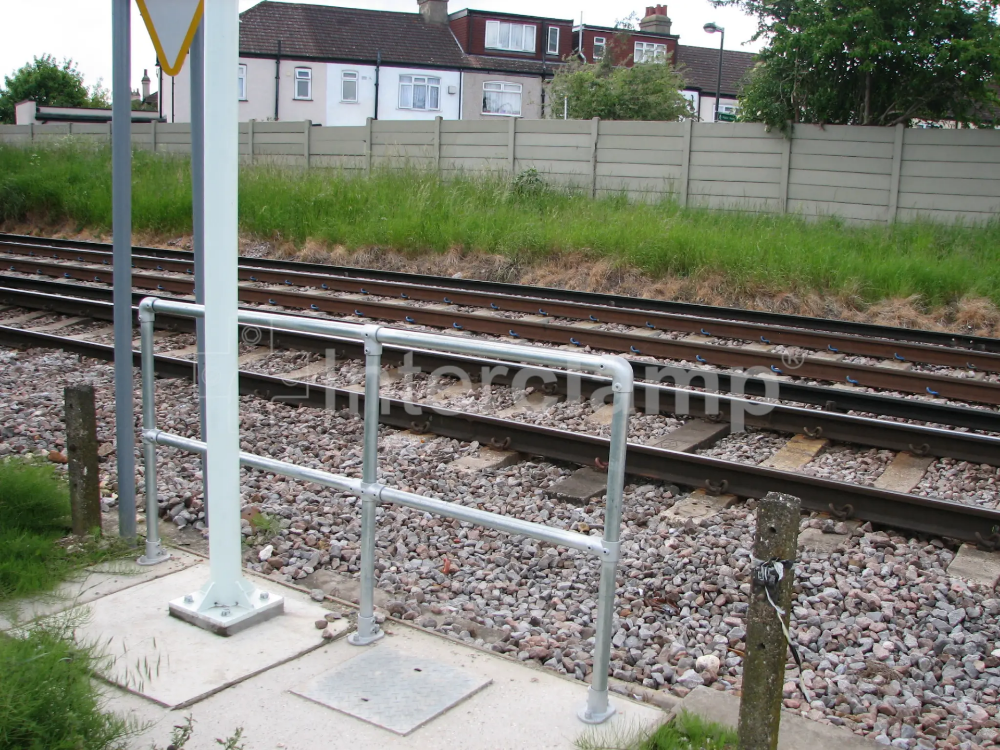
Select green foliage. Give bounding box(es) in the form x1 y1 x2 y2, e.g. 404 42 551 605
0 456 71 534
0 619 139 750
723 0 1000 129
576 710 737 750
2 144 1000 307
0 55 109 124
547 16 691 122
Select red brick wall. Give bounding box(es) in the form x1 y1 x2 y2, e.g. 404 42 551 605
455 13 573 61
578 28 677 67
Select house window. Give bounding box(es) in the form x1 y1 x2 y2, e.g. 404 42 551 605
342 70 358 103
634 41 667 64
237 64 247 101
485 20 536 52
294 67 312 100
547 27 560 55
483 82 522 116
399 75 440 110
593 36 606 61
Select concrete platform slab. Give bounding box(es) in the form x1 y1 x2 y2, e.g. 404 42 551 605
948 544 1000 588
68 562 342 708
761 434 828 471
114 622 663 750
667 489 739 520
873 452 933 493
451 447 522 472
0 551 201 630
548 467 608 505
670 686 879 750
650 419 730 453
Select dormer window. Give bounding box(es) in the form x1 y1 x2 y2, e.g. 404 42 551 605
547 27 560 55
485 20 536 52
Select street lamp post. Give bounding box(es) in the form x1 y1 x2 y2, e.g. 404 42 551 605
704 22 725 122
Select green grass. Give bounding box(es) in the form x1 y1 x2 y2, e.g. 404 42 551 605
576 711 737 750
2 142 1000 306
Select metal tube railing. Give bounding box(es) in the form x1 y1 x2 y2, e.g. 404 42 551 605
138 297 633 724
136 303 170 566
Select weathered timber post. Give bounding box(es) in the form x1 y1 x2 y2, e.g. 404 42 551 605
737 491 801 750
65 385 102 536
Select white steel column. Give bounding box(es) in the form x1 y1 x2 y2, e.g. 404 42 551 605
169 0 282 634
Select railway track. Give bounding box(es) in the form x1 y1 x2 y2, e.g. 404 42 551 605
2 241 1000 406
1 278 1000 546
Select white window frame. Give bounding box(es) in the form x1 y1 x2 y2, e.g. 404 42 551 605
593 36 606 61
485 20 537 53
547 26 560 55
398 74 441 111
634 41 667 64
482 81 522 117
237 64 247 101
341 70 358 103
294 67 312 100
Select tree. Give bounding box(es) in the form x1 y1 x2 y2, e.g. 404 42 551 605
0 55 110 124
546 20 692 121
719 0 1000 129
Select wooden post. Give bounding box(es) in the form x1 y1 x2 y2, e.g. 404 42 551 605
65 385 102 536
678 118 692 207
778 126 792 214
508 116 517 174
737 492 801 750
887 122 904 225
590 117 600 199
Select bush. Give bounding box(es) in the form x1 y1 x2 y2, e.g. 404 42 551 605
0 456 71 534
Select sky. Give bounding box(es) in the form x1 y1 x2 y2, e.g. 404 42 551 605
0 0 762 101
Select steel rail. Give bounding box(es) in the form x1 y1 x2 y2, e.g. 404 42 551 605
3 261 999 405
3 240 997 372
0 323 995 546
3 279 1000 436
3 232 996 353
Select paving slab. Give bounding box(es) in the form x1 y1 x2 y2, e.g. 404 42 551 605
0 551 201 630
666 489 739 520
873 452 934 493
548 467 608 505
451 447 522 472
68 562 341 708
799 528 850 554
650 419 730 452
670 686 879 750
948 544 1000 588
761 434 829 471
112 622 663 750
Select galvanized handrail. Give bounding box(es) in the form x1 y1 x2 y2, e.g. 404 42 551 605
138 297 633 724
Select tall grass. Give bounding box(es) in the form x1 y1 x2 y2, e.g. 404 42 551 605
2 142 999 306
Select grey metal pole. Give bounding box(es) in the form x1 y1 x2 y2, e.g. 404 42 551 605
191 20 209 526
714 31 724 122
112 0 137 543
580 376 632 724
349 326 385 646
137 305 170 565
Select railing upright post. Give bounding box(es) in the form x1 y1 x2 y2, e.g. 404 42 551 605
137 302 170 565
580 358 633 724
349 325 386 646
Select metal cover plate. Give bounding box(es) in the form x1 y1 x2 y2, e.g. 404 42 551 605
293 645 492 736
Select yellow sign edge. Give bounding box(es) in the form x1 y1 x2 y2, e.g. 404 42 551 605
136 0 205 77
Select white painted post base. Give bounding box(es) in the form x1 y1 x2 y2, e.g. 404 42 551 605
169 581 283 637
578 687 616 724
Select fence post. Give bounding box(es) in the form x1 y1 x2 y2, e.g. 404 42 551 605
677 118 692 207
304 119 312 168
508 116 516 174
29 122 34 143
590 117 600 199
65 385 102 536
151 119 157 153
248 119 255 165
778 125 792 214
366 117 373 172
434 115 442 174
737 492 802 750
887 122 904 224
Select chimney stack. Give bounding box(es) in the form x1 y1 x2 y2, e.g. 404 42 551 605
417 0 449 24
639 4 672 35
141 69 151 101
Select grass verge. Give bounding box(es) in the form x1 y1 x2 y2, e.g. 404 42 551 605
2 143 1000 307
576 710 737 750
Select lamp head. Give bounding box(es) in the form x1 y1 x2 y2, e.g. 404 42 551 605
704 22 724 33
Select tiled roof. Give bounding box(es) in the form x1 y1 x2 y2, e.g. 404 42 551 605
675 44 756 96
239 1 468 68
